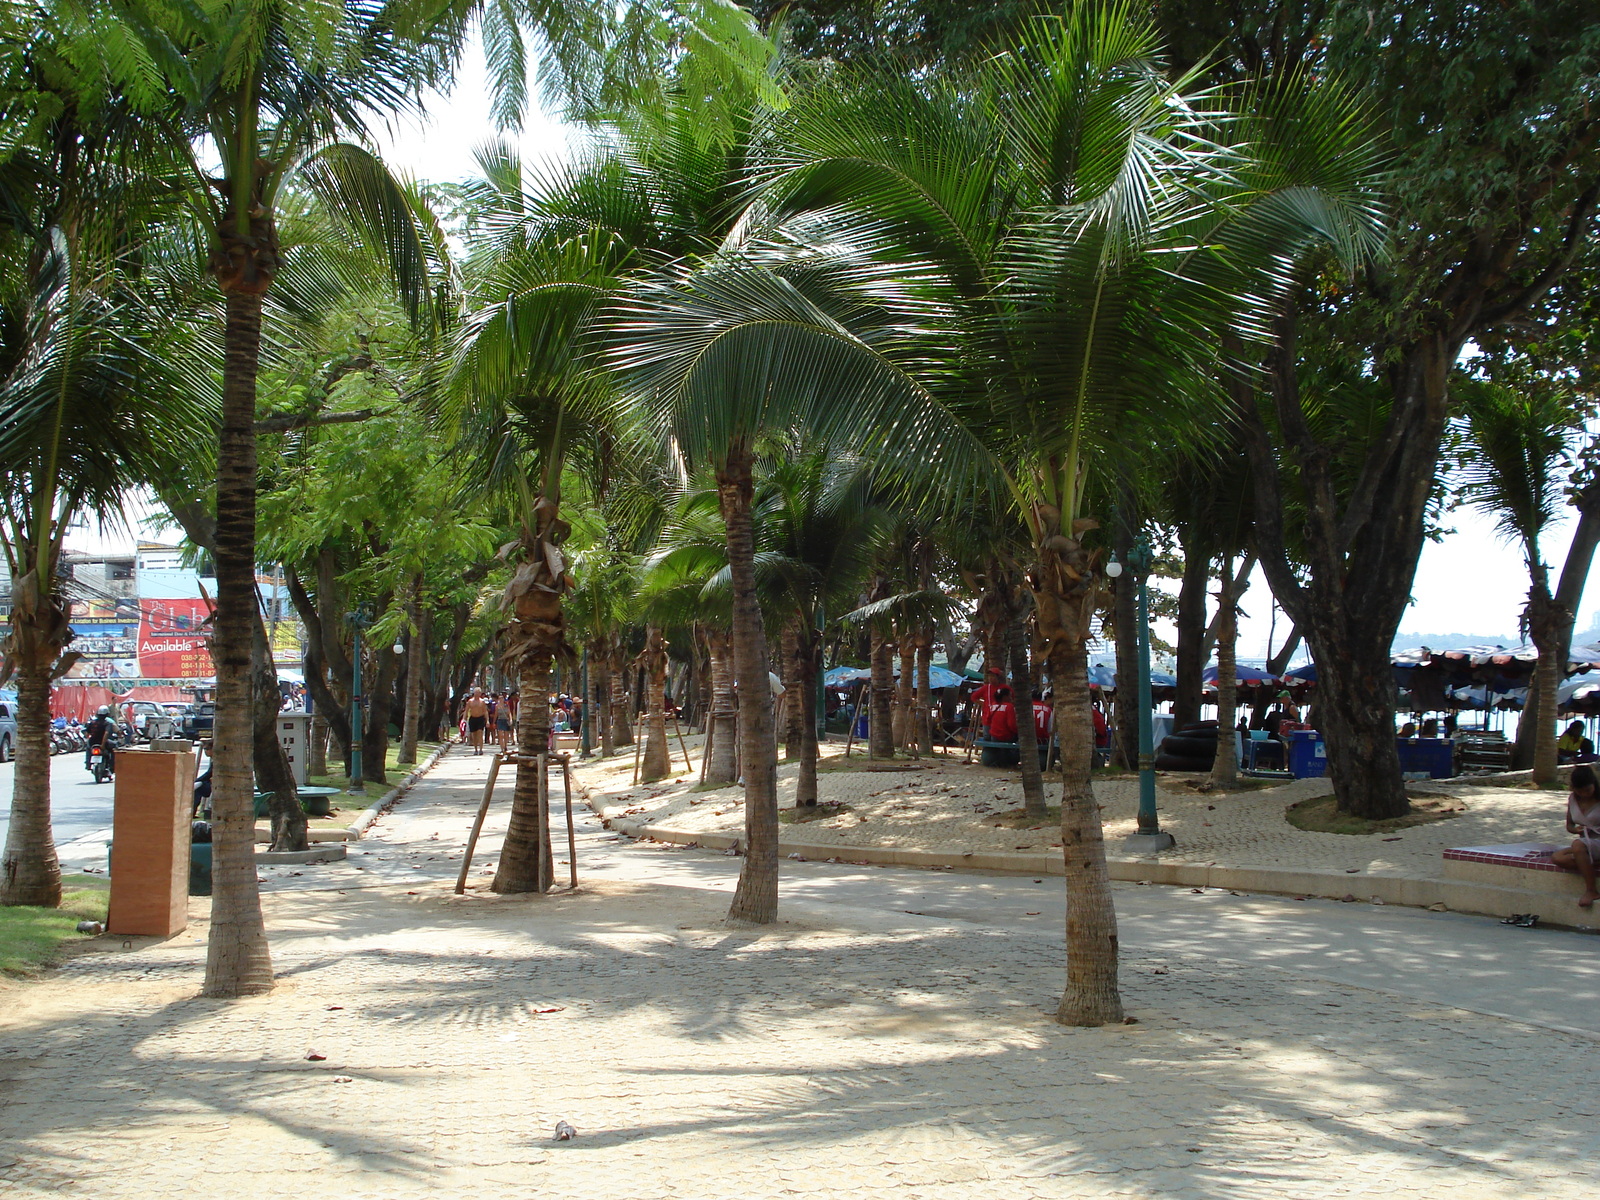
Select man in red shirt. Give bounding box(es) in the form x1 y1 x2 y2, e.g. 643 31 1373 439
1032 691 1053 743
987 687 1018 742
969 666 1005 730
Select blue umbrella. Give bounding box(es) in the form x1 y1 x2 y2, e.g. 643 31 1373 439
823 664 967 689
1088 663 1117 690
1284 663 1317 682
1202 664 1280 686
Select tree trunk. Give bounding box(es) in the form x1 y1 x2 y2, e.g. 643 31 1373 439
493 656 554 893
1527 573 1565 789
1010 611 1046 817
592 653 616 756
915 633 934 757
1304 615 1409 819
639 627 671 783
1172 541 1209 729
868 626 895 759
308 714 328 776
361 622 399 788
720 451 780 925
253 612 306 853
705 628 738 784
1210 562 1244 788
1265 624 1302 676
1111 508 1140 770
796 633 821 808
205 286 274 998
893 639 914 751
609 651 634 747
781 623 805 760
400 601 427 765
1 657 61 906
492 493 571 894
1030 505 1122 1028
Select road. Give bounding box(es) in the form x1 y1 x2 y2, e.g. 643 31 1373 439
0 751 119 868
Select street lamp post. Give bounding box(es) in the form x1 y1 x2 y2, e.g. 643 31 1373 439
580 647 592 758
348 608 371 795
1109 536 1175 853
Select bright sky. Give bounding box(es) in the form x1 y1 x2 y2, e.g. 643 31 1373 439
76 33 1592 667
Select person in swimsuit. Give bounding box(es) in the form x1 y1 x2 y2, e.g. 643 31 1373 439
1552 765 1600 907
465 688 489 755
496 692 512 750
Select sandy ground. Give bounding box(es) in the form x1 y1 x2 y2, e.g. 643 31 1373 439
584 735 1569 878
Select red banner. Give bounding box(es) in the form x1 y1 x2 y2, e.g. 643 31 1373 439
136 599 213 679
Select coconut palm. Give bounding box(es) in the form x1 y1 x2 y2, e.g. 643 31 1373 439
628 5 1385 1016
0 64 213 906
1458 379 1589 788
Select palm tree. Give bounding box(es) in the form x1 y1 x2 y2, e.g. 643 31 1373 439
0 70 213 907
1458 378 1587 788
642 5 1385 1016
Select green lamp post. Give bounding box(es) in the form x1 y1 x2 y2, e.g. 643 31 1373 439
347 607 372 795
1108 536 1174 853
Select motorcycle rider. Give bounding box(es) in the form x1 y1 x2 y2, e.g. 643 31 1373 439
85 705 118 778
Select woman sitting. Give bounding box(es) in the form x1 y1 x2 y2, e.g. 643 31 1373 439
1552 765 1600 908
1557 721 1595 763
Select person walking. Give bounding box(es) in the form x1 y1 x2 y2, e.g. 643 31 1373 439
465 688 490 755
495 692 513 751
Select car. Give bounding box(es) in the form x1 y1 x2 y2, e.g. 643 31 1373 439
0 696 15 762
178 702 215 740
126 701 177 741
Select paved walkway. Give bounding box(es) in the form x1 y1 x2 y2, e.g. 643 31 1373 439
1 748 1596 1198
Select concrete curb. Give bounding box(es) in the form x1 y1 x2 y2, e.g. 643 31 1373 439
604 812 1600 931
346 742 453 837
256 844 347 865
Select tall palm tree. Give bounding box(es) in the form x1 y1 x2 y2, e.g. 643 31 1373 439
1458 379 1587 788
0 67 213 906
635 5 1385 1017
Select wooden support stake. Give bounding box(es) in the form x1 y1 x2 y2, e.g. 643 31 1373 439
536 752 551 894
631 724 644 786
671 712 693 774
561 754 577 890
455 752 504 893
699 718 714 783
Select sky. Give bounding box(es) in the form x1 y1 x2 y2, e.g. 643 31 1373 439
68 33 1592 667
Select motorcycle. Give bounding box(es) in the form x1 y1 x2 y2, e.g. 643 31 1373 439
87 734 117 784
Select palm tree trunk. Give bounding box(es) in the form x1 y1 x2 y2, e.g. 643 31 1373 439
1529 574 1564 788
253 612 307 853
1032 513 1121 1027
308 714 327 776
782 623 805 760
915 633 934 757
869 627 895 759
895 639 915 751
640 627 671 783
609 651 633 747
1173 541 1209 729
205 287 274 998
399 588 426 765
592 652 616 755
720 451 779 924
796 633 821 807
1 655 61 906
705 628 739 784
493 655 554 893
1211 565 1241 788
1010 612 1046 817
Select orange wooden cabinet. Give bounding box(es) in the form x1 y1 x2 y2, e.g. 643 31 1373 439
108 747 195 938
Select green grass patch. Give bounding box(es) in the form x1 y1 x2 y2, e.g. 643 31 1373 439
781 802 854 824
0 874 110 976
307 741 441 793
1285 794 1466 835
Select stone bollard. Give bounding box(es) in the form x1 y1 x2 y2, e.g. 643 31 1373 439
107 745 196 938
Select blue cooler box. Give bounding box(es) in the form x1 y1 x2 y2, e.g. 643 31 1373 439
1287 730 1327 778
1397 737 1453 779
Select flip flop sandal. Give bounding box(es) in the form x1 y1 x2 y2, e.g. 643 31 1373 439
1500 913 1539 928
